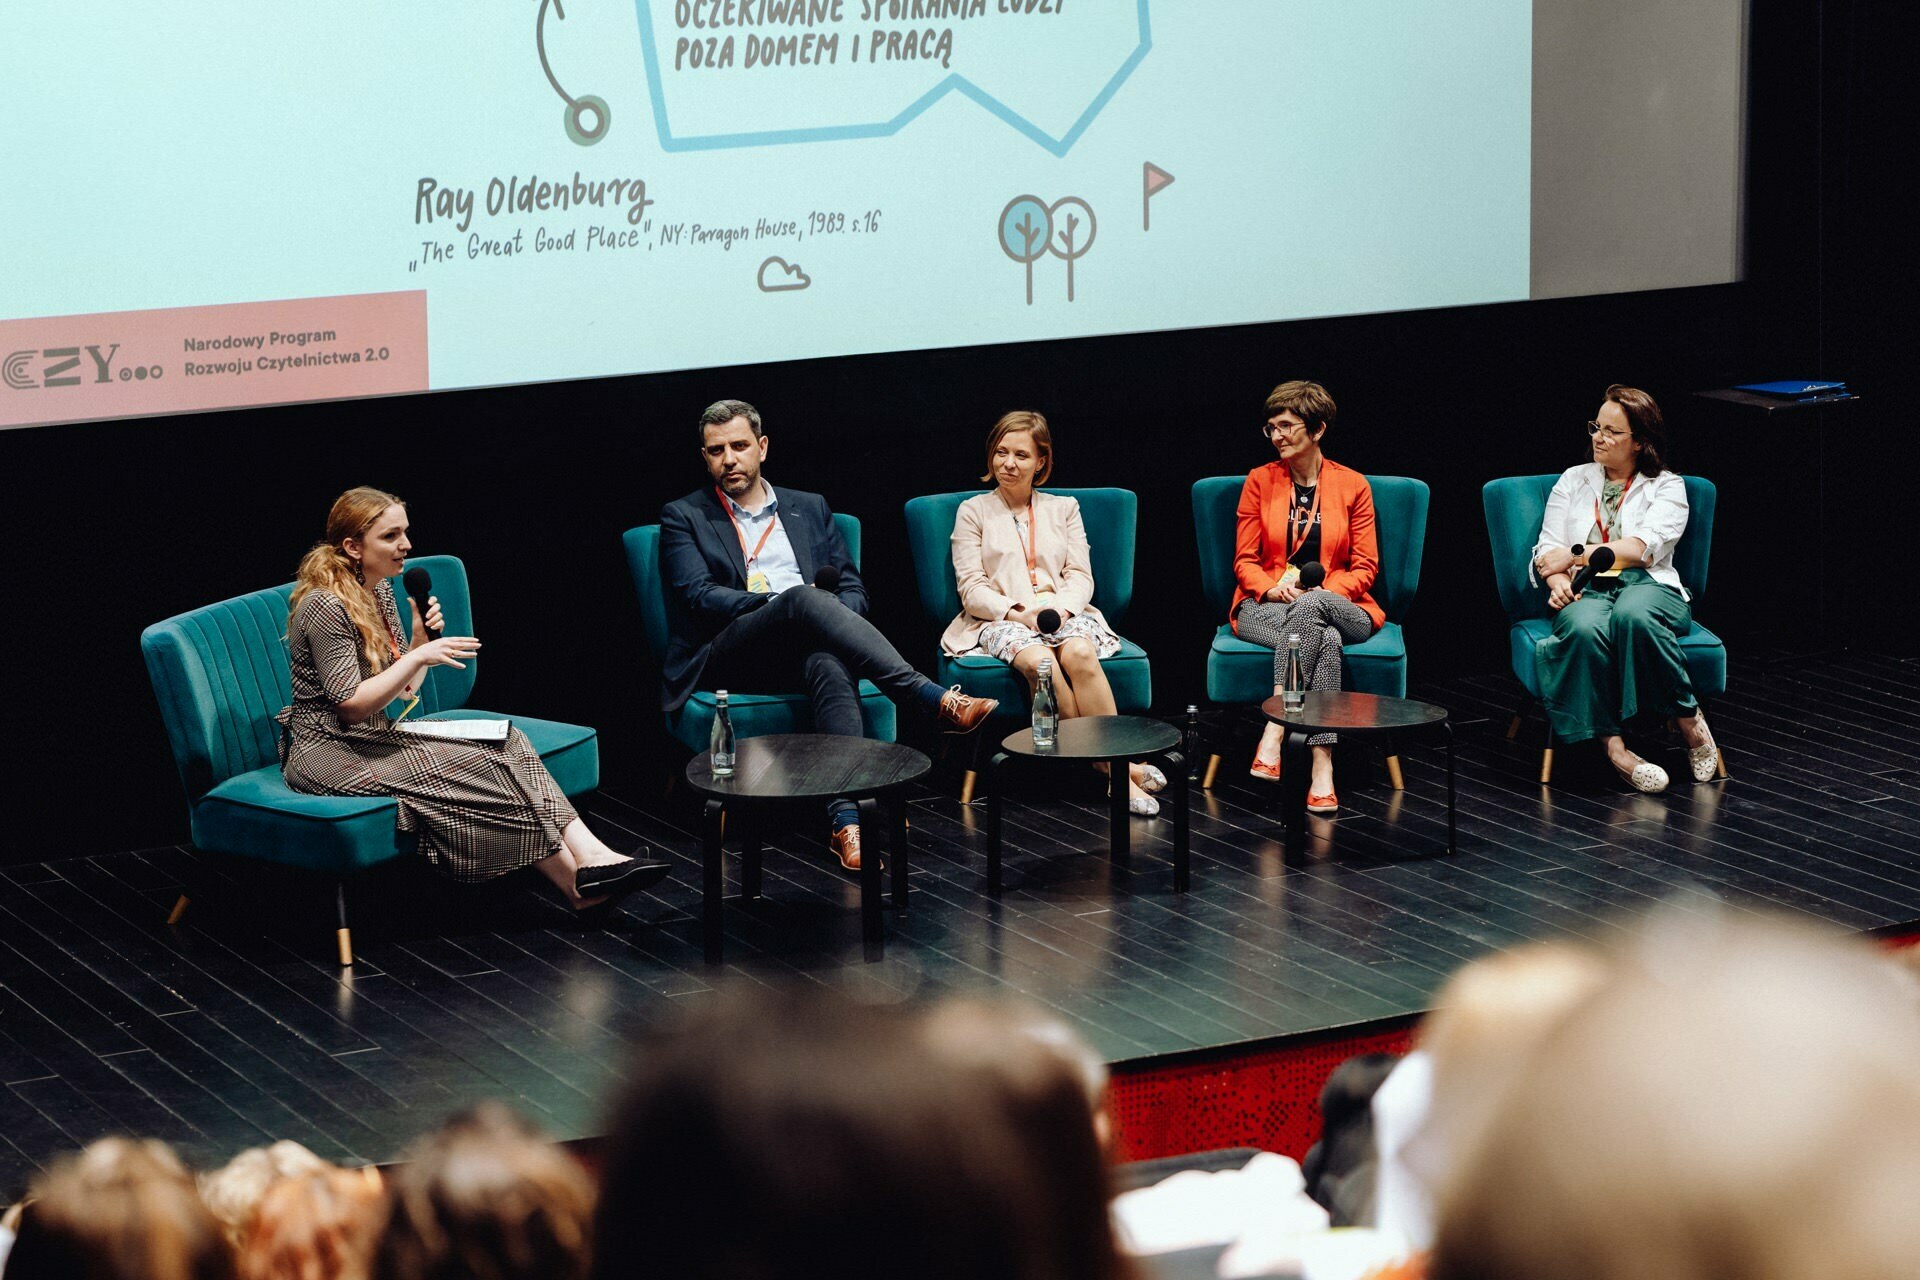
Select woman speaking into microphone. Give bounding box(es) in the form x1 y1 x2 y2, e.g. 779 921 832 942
1231 381 1382 812
1529 386 1717 793
278 487 667 909
942 412 1164 815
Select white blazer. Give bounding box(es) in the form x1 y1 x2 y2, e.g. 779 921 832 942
1529 464 1691 599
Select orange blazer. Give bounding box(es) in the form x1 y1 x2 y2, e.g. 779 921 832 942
1231 457 1385 633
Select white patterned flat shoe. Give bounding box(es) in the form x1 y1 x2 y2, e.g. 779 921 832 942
1613 757 1670 794
1136 764 1168 793
1685 721 1720 782
1109 781 1161 817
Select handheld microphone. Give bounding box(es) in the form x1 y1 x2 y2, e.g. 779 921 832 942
1567 545 1615 595
1297 562 1326 591
1034 607 1062 635
402 566 441 640
812 563 841 593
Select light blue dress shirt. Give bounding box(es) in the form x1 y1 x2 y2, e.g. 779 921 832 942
724 482 804 592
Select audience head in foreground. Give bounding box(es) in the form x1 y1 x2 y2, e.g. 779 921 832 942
1431 908 1920 1280
240 1165 383 1280
6 1137 234 1280
199 1141 336 1252
372 1102 595 1280
593 989 1132 1280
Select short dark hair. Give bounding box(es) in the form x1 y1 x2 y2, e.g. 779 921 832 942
593 989 1134 1280
1265 380 1337 438
1604 384 1668 476
697 399 762 444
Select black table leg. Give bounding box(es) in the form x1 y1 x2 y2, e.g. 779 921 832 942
1444 720 1457 856
1165 750 1189 891
740 808 762 901
890 793 910 912
987 750 1009 894
1282 729 1310 862
1110 758 1130 870
858 797 883 961
702 799 725 963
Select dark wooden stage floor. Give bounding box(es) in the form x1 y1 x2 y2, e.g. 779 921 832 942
6 650 1920 1192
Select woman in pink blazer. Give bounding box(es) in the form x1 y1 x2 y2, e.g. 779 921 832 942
942 411 1164 815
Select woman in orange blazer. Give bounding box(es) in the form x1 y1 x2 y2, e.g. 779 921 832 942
1232 381 1384 811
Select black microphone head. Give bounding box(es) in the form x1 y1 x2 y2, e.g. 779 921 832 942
813 563 842 593
1035 608 1062 634
402 565 433 602
1297 561 1326 590
1588 545 1616 572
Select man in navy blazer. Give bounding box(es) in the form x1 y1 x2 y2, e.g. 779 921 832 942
659 400 997 869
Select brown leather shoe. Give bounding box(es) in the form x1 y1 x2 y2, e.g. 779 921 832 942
936 686 999 734
829 824 863 871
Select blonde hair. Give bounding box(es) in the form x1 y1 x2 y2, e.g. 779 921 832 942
7 1137 234 1280
289 487 404 674
1432 911 1920 1280
200 1141 335 1250
980 410 1054 486
240 1167 384 1280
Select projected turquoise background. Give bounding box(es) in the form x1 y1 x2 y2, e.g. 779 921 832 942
0 0 1530 419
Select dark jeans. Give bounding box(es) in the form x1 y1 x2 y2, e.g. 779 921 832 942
702 588 936 822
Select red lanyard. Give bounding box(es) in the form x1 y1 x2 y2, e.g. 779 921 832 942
1592 475 1634 544
1009 503 1040 589
718 486 779 569
1285 480 1323 562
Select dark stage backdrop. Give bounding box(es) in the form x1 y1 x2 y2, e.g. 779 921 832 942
5 0 1906 865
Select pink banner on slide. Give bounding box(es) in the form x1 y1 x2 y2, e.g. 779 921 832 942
0 291 427 430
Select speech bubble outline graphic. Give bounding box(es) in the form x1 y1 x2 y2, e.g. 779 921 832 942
630 0 1150 156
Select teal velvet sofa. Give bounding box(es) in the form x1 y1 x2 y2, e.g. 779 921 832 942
140 554 599 964
623 515 896 756
1190 474 1430 788
1483 473 1728 783
902 488 1151 800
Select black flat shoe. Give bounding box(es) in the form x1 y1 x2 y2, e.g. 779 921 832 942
575 859 671 899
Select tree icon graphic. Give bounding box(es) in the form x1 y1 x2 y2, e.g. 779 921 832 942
1046 197 1096 303
998 195 1053 306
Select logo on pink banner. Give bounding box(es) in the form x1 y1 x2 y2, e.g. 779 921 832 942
0 292 428 430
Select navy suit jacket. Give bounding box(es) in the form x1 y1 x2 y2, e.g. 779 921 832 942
658 484 868 712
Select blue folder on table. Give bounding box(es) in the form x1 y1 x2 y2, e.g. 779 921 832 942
1734 379 1850 400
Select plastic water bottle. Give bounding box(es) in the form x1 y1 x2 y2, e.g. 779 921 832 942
710 690 736 777
1032 659 1059 749
1283 635 1306 712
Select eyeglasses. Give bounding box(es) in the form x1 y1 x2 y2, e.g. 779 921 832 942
1264 419 1309 439
1586 420 1628 443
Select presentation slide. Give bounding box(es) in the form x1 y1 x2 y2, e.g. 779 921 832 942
0 1 1534 430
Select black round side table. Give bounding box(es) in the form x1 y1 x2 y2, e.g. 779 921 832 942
1260 691 1454 862
685 734 930 962
985 715 1189 893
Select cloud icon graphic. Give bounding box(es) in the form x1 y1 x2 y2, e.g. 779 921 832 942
757 257 812 293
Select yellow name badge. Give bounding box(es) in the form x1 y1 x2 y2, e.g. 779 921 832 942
1278 565 1301 590
747 570 771 594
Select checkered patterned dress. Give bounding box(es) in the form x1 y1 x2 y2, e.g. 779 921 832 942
277 579 576 883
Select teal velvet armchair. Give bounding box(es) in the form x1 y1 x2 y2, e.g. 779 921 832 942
1483 474 1728 783
623 515 897 756
1190 474 1430 788
140 554 600 965
902 488 1151 801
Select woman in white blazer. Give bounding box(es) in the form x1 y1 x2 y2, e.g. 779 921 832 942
942 411 1164 815
1528 386 1718 793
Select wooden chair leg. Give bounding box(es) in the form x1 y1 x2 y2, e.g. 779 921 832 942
1716 746 1730 780
1506 714 1523 740
1201 754 1222 790
960 770 979 805
335 881 354 967
1539 744 1555 785
1385 755 1406 790
166 894 191 926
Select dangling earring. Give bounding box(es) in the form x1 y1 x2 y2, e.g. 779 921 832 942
352 557 365 586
